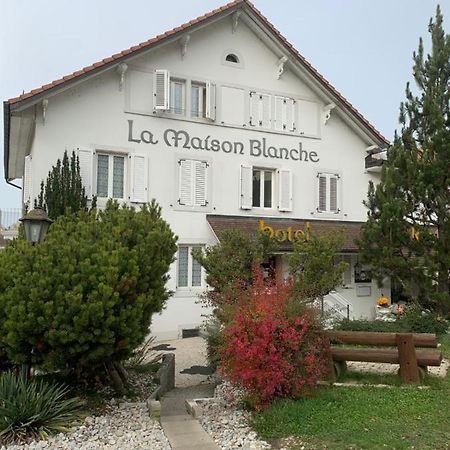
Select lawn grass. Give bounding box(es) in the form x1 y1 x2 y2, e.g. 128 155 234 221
252 335 450 450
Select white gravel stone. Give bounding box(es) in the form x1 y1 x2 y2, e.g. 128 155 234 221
1 401 171 450
199 382 271 450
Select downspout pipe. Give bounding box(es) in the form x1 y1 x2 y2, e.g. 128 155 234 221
3 101 21 189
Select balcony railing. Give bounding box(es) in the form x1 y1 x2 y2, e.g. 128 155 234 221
365 153 384 172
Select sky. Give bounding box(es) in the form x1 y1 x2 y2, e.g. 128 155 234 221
1 0 449 209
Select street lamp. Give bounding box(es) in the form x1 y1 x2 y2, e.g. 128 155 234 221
19 208 53 244
18 207 53 379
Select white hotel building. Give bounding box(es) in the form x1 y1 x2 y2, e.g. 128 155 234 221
3 0 390 340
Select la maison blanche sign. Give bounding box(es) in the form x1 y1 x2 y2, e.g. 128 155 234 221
127 120 319 163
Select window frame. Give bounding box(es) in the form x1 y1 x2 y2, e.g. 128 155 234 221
252 167 275 209
177 245 204 289
169 78 186 116
190 82 207 119
95 152 127 201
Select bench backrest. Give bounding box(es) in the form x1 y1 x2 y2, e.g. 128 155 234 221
327 330 438 348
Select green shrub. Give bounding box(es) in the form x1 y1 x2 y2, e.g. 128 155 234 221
0 372 84 444
401 306 449 335
202 316 223 371
0 201 177 391
289 233 348 302
335 319 401 333
335 307 449 335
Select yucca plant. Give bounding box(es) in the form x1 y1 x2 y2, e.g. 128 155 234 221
0 372 85 444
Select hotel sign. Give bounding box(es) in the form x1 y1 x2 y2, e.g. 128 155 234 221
259 220 311 243
127 120 320 163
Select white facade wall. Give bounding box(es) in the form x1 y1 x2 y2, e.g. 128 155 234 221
21 17 389 340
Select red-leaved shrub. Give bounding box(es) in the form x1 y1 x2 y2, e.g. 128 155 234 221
219 267 329 409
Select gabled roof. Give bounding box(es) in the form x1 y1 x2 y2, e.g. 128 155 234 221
4 0 389 180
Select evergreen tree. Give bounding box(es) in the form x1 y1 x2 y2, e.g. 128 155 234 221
0 201 177 393
35 150 94 219
360 6 450 316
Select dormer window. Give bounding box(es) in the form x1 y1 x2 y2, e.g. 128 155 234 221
225 53 239 63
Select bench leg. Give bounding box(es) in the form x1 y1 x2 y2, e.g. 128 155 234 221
396 333 421 384
333 361 347 379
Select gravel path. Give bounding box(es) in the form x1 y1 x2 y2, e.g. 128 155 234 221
2 400 170 450
199 382 272 450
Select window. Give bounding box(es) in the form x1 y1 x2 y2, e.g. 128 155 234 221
153 70 216 120
222 50 244 68
252 168 274 208
170 79 185 115
177 245 203 288
191 82 206 118
240 165 292 211
225 53 239 63
96 153 125 199
178 159 208 207
317 172 340 213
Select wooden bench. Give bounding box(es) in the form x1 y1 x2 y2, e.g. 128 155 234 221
327 331 443 384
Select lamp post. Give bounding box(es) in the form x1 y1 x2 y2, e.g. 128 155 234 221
18 208 53 378
19 207 53 244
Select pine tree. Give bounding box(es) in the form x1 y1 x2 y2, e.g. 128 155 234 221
360 6 450 316
0 201 177 393
35 150 94 219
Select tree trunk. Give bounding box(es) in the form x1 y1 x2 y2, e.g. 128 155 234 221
114 363 129 384
105 362 125 396
436 261 450 317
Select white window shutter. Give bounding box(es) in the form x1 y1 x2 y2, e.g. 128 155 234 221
77 147 93 199
194 161 208 206
287 98 296 131
23 154 33 206
330 175 338 212
274 96 284 131
249 92 259 126
318 174 327 212
179 159 193 206
298 99 319 136
278 169 292 212
154 69 170 111
240 165 253 210
206 81 216 121
130 153 148 203
260 93 271 128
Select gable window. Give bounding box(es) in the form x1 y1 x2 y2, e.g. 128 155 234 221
191 82 206 118
96 153 125 199
252 168 273 208
317 172 340 214
177 245 203 288
153 70 215 120
178 159 208 207
170 79 185 115
225 53 239 63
